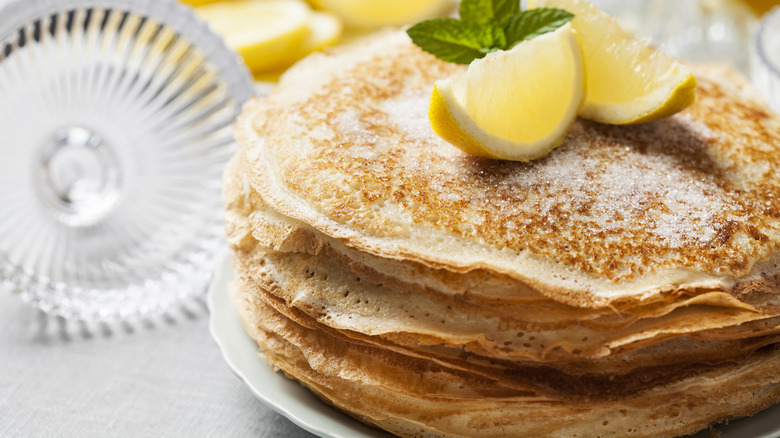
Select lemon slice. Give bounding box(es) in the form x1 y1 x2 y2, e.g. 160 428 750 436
429 24 584 161
195 0 311 73
308 0 453 28
271 11 342 70
180 0 221 6
737 0 776 16
252 11 342 82
530 0 696 125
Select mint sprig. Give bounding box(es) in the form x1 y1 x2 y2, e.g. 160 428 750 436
504 7 576 47
460 0 519 27
406 0 574 65
404 18 505 64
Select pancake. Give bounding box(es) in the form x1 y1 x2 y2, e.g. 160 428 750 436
235 32 780 307
225 150 780 364
229 259 780 438
224 30 780 437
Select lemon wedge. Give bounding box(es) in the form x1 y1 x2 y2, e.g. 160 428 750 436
429 24 584 161
529 0 696 125
251 11 342 82
271 11 342 69
308 0 453 28
737 0 776 16
195 0 311 73
180 0 221 6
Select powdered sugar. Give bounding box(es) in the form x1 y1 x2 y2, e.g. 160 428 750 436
335 97 732 250
449 119 734 249
335 109 380 160
379 92 436 141
675 112 717 140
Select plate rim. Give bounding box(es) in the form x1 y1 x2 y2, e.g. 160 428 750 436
207 255 392 438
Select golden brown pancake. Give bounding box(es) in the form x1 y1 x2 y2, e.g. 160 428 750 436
236 32 780 307
225 150 780 365
224 30 780 437
229 252 780 438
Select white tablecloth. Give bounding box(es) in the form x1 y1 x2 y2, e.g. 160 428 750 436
0 292 315 438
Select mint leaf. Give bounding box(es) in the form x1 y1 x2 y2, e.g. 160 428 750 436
504 8 574 48
406 3 573 65
407 18 506 64
492 0 521 26
460 0 520 27
481 23 508 51
459 0 493 25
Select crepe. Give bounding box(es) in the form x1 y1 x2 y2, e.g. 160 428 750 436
224 30 780 437
230 272 780 438
235 31 780 307
225 150 780 366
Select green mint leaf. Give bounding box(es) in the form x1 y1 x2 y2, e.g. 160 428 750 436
492 0 521 27
504 8 574 48
460 0 520 27
480 22 508 51
459 0 493 25
407 19 506 64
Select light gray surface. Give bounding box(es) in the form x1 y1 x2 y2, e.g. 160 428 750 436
0 291 315 438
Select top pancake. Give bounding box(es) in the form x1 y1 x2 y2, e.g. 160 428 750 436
235 31 780 305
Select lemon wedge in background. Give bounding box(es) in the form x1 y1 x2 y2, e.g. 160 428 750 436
195 0 311 73
307 0 454 28
428 24 584 161
269 11 342 69
530 0 697 125
179 0 222 6
252 11 342 82
737 0 777 16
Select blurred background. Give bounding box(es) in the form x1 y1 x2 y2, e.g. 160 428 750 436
182 0 779 83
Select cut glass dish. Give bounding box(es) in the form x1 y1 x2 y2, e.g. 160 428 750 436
0 0 253 322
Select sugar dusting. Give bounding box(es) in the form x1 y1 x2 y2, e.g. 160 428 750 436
675 112 717 140
379 91 436 142
391 116 737 253
334 94 734 251
509 137 729 248
335 90 456 162
335 109 380 160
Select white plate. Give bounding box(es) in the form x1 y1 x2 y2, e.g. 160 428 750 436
208 256 780 438
207 255 393 438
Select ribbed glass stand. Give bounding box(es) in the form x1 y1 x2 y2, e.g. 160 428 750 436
0 0 253 322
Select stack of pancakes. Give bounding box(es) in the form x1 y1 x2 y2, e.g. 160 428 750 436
223 32 780 437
